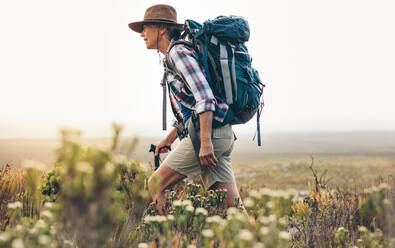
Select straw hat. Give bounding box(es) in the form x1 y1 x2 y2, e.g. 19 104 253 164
128 4 184 33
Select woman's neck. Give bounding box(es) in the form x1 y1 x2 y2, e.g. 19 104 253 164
158 38 171 55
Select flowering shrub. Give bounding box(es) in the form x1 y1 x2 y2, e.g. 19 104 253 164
0 201 59 248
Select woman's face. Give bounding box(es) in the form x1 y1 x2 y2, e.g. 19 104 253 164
140 24 159 50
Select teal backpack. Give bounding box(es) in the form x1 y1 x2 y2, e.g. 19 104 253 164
164 16 265 146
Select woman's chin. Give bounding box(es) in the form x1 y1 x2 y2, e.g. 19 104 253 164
146 43 155 50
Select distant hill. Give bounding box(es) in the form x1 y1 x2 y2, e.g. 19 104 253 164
1 131 394 168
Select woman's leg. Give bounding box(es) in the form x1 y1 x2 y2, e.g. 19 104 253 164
209 181 248 215
147 163 187 215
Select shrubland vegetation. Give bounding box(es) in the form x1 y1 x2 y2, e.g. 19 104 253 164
0 126 394 247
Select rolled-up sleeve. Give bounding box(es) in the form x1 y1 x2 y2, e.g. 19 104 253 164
168 45 216 114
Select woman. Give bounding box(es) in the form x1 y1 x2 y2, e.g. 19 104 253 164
128 4 245 215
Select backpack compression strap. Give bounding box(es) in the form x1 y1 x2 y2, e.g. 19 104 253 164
209 36 237 105
253 99 264 146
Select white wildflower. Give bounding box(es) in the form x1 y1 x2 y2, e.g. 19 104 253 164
219 219 228 229
378 183 389 190
35 219 47 229
260 226 269 235
144 215 166 223
226 207 237 215
152 215 167 223
185 205 195 213
269 190 281 198
269 190 288 198
144 215 153 223
38 235 51 245
206 215 222 223
278 217 288 226
195 207 208 216
44 202 55 209
8 201 23 210
237 229 253 241
63 239 74 246
258 214 276 225
0 232 10 242
235 212 246 221
248 190 261 198
12 238 25 248
266 201 275 208
259 188 273 197
182 200 193 206
15 225 23 232
29 227 38 235
40 210 53 220
138 243 149 248
202 229 214 238
167 215 175 221
278 231 291 240
358 226 368 232
253 242 266 248
365 186 383 193
173 200 183 207
244 197 254 208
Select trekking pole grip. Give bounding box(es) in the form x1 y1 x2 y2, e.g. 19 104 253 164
149 144 172 170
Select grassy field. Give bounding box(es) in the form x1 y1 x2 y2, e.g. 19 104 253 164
1 131 394 191
0 130 394 247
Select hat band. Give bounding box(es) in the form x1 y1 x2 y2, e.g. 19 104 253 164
142 18 178 24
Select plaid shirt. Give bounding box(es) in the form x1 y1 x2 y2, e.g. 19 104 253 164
165 43 229 126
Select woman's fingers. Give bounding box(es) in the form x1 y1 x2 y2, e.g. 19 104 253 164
155 145 160 156
200 153 218 168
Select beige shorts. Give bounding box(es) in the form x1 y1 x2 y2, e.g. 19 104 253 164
163 121 236 190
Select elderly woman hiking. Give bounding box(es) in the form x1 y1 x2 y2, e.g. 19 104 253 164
128 4 246 215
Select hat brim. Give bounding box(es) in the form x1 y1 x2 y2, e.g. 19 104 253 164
128 20 184 33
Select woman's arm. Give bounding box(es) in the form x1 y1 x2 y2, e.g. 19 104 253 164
154 126 178 156
198 111 218 168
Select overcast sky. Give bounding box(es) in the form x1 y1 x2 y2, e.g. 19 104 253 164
1 0 394 139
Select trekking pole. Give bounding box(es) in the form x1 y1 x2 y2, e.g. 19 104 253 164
149 144 171 170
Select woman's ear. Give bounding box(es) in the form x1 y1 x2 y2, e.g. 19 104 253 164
158 24 168 37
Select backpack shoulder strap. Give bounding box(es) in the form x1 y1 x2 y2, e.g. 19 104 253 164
165 40 199 69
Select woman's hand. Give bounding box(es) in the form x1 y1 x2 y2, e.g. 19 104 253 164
199 140 218 169
154 138 172 156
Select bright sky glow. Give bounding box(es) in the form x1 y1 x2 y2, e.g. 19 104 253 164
1 0 394 139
